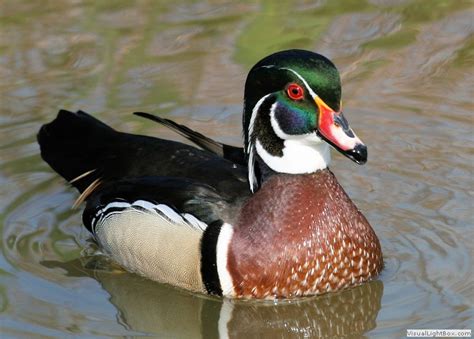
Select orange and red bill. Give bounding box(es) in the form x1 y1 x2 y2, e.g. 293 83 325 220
315 96 367 164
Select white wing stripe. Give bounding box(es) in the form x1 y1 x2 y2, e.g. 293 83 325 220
155 204 185 224
92 200 208 232
183 213 208 231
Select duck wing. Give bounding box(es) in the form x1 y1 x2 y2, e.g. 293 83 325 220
38 110 250 294
82 175 240 233
37 110 248 196
82 176 235 294
134 112 246 166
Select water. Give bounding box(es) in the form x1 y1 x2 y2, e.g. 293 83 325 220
1 0 473 337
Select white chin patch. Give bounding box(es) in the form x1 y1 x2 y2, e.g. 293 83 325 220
256 137 330 174
257 102 331 174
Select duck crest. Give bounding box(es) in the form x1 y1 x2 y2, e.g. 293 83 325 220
226 169 382 298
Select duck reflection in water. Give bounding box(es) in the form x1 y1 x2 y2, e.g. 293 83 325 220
42 257 383 338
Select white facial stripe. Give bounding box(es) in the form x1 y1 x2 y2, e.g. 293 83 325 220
248 147 256 193
280 67 319 100
216 223 235 297
247 93 272 192
262 65 321 101
255 137 330 174
247 93 272 153
269 102 286 140
269 101 316 141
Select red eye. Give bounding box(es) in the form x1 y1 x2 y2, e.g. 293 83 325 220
286 83 304 100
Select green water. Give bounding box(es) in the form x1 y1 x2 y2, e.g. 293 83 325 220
1 0 473 337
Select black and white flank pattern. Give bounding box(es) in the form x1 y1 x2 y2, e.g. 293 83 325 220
87 199 235 296
89 199 208 235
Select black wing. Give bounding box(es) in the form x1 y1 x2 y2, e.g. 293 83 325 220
134 112 246 166
38 110 248 194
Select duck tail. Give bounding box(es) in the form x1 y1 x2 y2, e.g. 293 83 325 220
37 109 115 193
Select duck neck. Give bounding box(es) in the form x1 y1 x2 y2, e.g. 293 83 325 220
249 139 331 193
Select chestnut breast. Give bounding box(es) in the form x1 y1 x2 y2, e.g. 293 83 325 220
227 169 383 298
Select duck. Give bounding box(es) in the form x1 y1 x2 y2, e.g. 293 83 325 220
37 49 383 299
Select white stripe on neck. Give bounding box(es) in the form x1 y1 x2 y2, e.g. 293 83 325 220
216 223 235 297
247 93 272 192
255 138 330 174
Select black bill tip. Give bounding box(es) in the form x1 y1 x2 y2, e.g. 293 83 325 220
347 143 367 165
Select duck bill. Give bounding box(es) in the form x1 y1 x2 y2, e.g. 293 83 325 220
315 96 367 164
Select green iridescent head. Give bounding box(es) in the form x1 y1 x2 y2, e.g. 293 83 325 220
242 49 366 192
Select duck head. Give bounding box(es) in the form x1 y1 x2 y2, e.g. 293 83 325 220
243 49 367 192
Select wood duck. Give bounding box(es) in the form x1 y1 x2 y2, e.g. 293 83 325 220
38 49 383 299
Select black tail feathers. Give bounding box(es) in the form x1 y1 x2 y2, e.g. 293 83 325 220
37 110 116 192
38 109 246 198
